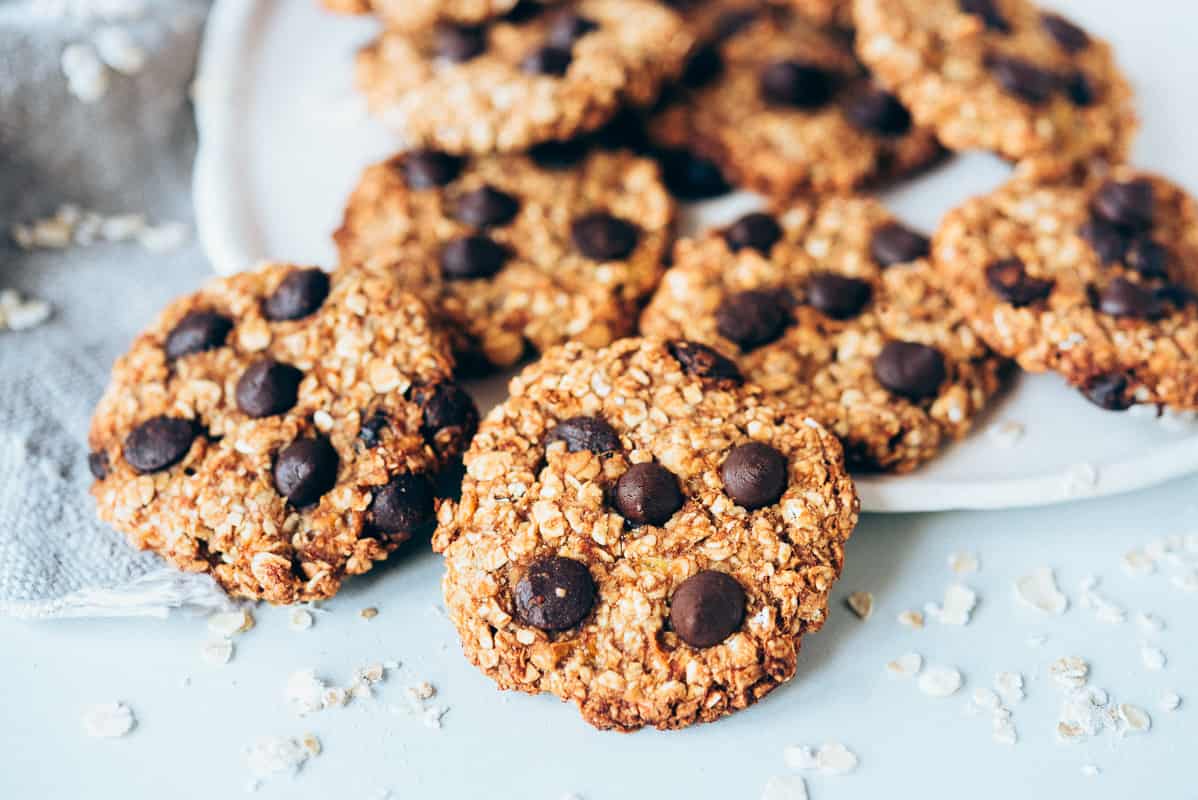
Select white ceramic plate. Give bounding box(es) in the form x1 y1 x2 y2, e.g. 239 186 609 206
193 0 1198 513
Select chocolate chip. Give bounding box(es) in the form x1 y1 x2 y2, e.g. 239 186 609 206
440 235 509 280
988 54 1058 105
88 450 110 480
959 0 1010 33
716 289 791 350
124 416 197 474
368 473 436 536
721 442 787 510
412 381 479 446
401 150 464 189
1096 277 1162 319
590 108 648 152
807 273 872 320
844 87 912 136
1081 373 1134 411
521 45 572 76
724 212 782 255
759 60 835 109
454 186 520 227
874 341 947 400
501 0 544 23
359 412 389 447
514 555 595 631
1125 238 1169 278
655 148 731 200
273 437 339 507
235 359 303 419
1063 71 1096 107
571 212 639 260
713 8 758 41
263 268 330 321
546 416 621 454
435 24 487 63
614 462 684 526
164 310 232 360
1093 179 1155 231
669 570 745 648
870 222 930 266
682 44 723 88
668 341 743 384
985 258 1054 307
547 11 598 48
1041 12 1090 52
529 139 589 169
1080 218 1129 264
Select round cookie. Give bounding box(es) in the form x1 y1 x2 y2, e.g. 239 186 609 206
334 147 674 370
323 0 563 30
640 197 1007 472
434 339 858 731
88 263 479 604
648 4 942 199
853 0 1137 179
934 168 1198 411
356 0 693 153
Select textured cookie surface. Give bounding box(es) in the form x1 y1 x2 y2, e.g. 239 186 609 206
641 198 1006 472
434 339 858 731
934 169 1198 411
356 0 692 153
772 0 853 29
335 147 674 369
323 0 559 29
853 0 1136 178
88 263 478 604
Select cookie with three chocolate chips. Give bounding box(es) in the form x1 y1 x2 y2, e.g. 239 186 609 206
88 263 478 604
648 2 942 200
853 0 1137 178
355 0 693 153
641 197 1007 473
934 168 1198 411
434 338 858 731
335 146 674 369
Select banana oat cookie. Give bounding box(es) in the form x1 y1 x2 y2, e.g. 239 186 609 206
853 0 1136 179
641 197 1007 472
322 0 562 29
934 168 1198 411
335 147 674 370
648 4 941 199
356 0 692 153
88 263 478 604
433 338 858 731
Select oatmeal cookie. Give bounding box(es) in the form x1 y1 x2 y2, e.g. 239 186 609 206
934 168 1198 411
322 0 562 30
853 0 1137 179
88 263 479 604
641 198 1007 472
648 4 941 199
356 0 692 153
334 147 674 370
434 338 858 731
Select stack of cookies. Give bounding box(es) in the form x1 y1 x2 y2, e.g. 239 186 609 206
85 0 1198 732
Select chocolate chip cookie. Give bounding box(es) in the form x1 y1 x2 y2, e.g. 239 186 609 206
323 0 562 30
355 0 692 153
934 168 1198 411
334 147 674 370
640 197 1007 472
648 4 941 199
853 0 1137 179
88 263 478 604
434 338 858 731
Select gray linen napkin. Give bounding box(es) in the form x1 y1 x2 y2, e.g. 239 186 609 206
0 0 233 617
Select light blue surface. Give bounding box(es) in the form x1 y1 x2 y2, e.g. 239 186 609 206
2 475 1195 799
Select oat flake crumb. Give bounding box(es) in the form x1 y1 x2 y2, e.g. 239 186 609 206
201 639 234 666
1015 567 1068 615
1122 549 1156 577
208 609 254 637
886 653 922 678
289 609 314 631
1049 657 1090 689
1141 646 1166 671
82 702 135 738
929 583 977 625
845 591 874 620
897 610 924 629
0 289 53 331
1160 692 1181 712
1118 704 1151 734
994 672 1025 704
761 775 808 800
948 551 980 575
244 735 317 781
360 606 379 620
919 665 963 697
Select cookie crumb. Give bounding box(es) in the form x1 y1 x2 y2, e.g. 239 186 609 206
886 653 922 678
1118 703 1151 734
1122 549 1156 577
0 289 53 331
1160 692 1182 712
1015 568 1068 615
289 609 314 631
928 583 977 625
82 702 135 738
244 734 318 781
918 665 963 697
360 606 379 620
845 591 874 620
897 610 924 629
948 551 980 575
986 421 1025 448
208 609 255 637
1050 657 1090 689
761 775 808 800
